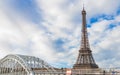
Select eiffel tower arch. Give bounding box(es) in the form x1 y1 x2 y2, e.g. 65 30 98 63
73 7 98 69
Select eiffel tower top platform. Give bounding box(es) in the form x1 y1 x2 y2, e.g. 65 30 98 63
73 7 98 69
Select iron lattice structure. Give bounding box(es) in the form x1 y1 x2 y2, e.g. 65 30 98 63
73 8 98 69
0 54 56 75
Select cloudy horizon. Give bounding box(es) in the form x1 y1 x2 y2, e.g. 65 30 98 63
0 0 120 68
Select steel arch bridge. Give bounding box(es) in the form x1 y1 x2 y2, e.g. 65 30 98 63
0 54 56 75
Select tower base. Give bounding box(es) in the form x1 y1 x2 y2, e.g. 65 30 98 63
73 64 98 69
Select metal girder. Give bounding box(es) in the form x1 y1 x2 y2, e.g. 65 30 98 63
0 54 56 75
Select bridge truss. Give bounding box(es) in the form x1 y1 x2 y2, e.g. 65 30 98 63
0 54 56 75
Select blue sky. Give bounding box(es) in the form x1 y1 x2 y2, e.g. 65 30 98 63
0 0 120 68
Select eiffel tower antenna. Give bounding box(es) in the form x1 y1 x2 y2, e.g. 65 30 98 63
73 6 98 69
83 0 85 10
83 3 84 10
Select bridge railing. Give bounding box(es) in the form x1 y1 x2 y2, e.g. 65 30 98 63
1 68 120 75
28 68 120 75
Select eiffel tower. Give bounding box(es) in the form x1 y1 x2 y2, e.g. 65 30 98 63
73 7 98 69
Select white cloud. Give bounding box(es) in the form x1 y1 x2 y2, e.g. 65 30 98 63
84 0 120 18
0 0 120 68
35 0 120 68
88 15 120 68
